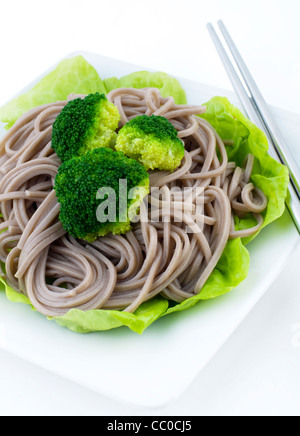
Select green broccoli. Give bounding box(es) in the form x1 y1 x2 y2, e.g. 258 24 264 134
115 114 185 171
54 147 149 242
51 93 120 162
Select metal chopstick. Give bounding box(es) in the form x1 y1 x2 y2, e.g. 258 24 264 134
217 20 300 199
207 22 300 234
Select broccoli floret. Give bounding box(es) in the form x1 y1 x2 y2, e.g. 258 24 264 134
115 115 184 171
52 93 120 162
54 148 149 242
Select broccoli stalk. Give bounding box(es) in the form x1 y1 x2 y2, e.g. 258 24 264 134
51 93 120 162
115 114 185 171
54 148 149 241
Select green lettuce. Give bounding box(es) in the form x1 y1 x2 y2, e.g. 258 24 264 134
0 55 106 129
0 57 289 334
104 71 187 105
0 238 249 334
199 97 289 244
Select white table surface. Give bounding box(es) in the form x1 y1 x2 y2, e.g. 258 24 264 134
0 0 299 417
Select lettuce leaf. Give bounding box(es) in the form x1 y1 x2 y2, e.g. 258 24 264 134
104 71 187 105
0 275 168 334
0 59 289 334
0 55 106 129
165 238 250 315
199 97 289 244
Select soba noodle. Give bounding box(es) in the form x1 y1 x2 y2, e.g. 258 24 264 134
0 88 267 317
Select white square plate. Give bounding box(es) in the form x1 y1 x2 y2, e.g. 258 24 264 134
0 51 298 408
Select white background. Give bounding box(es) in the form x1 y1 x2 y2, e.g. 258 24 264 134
0 0 300 416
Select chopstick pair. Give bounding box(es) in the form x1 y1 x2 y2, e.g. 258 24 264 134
207 20 300 234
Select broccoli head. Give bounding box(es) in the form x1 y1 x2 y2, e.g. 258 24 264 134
115 114 184 171
52 93 120 162
54 147 149 242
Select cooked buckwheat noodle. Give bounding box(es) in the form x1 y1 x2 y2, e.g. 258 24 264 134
0 88 267 317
